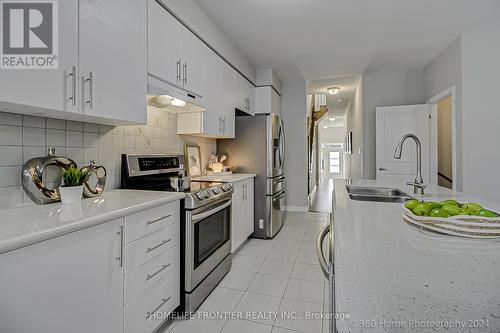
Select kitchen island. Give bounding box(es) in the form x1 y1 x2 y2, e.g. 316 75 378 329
333 180 500 332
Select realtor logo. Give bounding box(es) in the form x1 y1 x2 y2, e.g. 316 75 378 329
1 0 58 69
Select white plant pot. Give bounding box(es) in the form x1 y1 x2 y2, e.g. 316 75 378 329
60 185 83 205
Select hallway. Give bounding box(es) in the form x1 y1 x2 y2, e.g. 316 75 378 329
309 179 333 213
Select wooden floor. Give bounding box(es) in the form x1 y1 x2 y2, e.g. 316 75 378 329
309 179 333 213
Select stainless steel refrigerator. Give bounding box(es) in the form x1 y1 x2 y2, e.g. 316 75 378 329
217 113 286 238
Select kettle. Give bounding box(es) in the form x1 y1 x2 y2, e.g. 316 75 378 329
22 148 77 205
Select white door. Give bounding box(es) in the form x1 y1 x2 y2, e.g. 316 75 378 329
148 0 182 87
0 0 78 113
321 149 343 180
376 104 430 185
79 0 147 124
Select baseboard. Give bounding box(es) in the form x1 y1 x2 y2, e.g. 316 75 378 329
285 205 309 212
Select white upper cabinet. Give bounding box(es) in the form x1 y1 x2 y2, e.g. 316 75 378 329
180 27 209 97
79 0 147 124
255 86 281 115
234 72 255 115
0 0 79 114
148 0 182 87
0 0 147 125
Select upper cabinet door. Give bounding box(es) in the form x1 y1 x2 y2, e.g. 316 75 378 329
148 1 182 87
180 27 208 97
79 0 147 124
0 0 78 113
234 72 255 115
220 61 235 138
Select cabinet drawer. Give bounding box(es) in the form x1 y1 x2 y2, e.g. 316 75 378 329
125 202 179 244
124 223 178 274
125 245 178 304
124 269 179 333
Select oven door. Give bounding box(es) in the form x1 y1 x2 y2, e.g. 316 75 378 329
185 198 232 292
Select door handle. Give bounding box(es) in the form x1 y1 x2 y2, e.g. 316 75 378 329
378 167 387 171
84 72 94 109
183 62 187 85
176 58 181 84
67 66 76 106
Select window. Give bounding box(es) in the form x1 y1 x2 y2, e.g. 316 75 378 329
329 151 340 173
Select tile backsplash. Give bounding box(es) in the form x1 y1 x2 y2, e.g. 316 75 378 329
0 108 216 207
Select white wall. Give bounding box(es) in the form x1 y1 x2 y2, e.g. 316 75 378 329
361 70 426 179
319 123 345 144
461 19 500 201
345 79 363 179
281 80 308 209
423 37 463 190
159 0 256 82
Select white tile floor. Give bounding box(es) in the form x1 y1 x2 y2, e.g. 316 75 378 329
158 211 330 333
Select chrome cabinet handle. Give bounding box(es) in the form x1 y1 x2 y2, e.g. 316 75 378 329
378 167 387 171
146 263 171 281
223 117 226 133
316 224 331 279
176 58 181 84
67 66 76 106
85 72 93 109
116 225 124 267
146 214 171 225
183 62 187 85
146 239 171 253
146 296 171 320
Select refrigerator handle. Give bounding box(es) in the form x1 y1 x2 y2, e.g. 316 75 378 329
279 119 286 168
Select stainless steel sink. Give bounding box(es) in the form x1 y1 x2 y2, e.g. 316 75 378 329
346 186 412 203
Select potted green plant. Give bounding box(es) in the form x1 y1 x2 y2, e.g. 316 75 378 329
60 166 88 204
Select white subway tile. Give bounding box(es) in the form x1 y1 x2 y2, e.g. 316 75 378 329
0 146 22 166
83 123 99 133
66 131 83 147
0 112 22 126
46 118 66 130
99 125 113 134
113 127 124 136
23 146 46 163
84 148 99 163
123 126 135 136
23 115 46 128
66 148 84 165
99 130 113 148
0 166 21 186
0 125 22 145
0 186 24 208
53 146 66 157
98 148 113 163
112 135 124 148
124 135 134 148
46 129 66 146
135 136 145 149
23 127 45 146
83 132 99 148
66 120 83 131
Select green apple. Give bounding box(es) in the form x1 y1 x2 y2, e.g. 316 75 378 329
429 208 450 218
462 203 483 213
413 203 431 216
458 209 472 216
476 209 499 218
404 199 420 210
427 201 443 210
440 199 460 207
442 205 462 216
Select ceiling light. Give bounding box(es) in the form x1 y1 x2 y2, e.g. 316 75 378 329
336 98 344 103
329 117 336 121
327 87 340 95
323 125 328 129
171 98 186 107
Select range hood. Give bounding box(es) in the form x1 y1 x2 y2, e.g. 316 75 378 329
147 75 205 113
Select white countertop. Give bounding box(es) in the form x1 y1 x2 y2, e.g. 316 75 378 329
0 190 184 255
193 173 256 183
333 180 500 332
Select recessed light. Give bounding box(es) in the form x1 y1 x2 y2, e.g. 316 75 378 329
336 98 344 103
327 87 340 95
171 98 186 107
329 117 336 121
323 125 328 129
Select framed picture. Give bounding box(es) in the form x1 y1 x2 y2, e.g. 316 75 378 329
184 145 202 176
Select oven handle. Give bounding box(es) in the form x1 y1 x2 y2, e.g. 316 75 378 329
191 199 232 223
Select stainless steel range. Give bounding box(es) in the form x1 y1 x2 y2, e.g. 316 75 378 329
121 154 233 313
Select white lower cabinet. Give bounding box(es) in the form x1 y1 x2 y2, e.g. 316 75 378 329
0 218 124 333
231 178 255 252
0 201 181 333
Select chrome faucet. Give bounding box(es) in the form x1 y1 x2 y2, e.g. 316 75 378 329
394 134 426 195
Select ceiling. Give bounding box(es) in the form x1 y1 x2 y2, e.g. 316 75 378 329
193 0 500 81
307 76 359 117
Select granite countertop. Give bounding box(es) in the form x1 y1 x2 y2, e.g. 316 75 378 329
193 173 256 183
333 180 500 332
0 190 184 255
